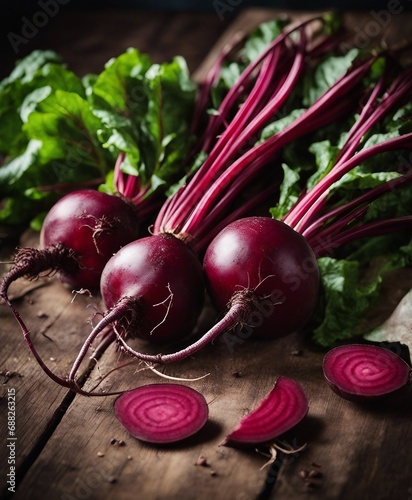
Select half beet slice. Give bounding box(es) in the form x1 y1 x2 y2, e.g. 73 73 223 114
323 344 411 402
114 384 209 444
222 376 309 447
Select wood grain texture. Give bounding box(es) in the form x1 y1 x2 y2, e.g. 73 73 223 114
10 330 319 500
1 7 412 500
0 270 101 499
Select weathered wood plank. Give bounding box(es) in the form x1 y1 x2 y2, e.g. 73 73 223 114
0 269 100 498
272 353 412 499
11 326 316 500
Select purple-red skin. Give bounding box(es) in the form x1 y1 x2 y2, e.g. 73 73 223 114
203 217 320 339
222 376 309 447
114 384 209 444
40 190 139 289
323 344 412 402
100 233 205 343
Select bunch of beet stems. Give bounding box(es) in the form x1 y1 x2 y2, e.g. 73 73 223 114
189 15 348 154
0 18 387 395
156 35 374 251
284 65 412 250
112 151 163 224
105 61 412 368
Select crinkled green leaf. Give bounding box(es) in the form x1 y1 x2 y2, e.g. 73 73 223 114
388 102 412 134
240 19 287 63
315 258 382 343
0 46 194 229
312 236 412 347
1 50 62 85
92 53 195 193
304 140 341 190
363 183 412 223
312 256 384 346
269 163 301 220
259 108 306 141
0 55 85 157
20 86 53 123
91 48 153 113
302 48 360 107
24 90 110 175
0 140 43 192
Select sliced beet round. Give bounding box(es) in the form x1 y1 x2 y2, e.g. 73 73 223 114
323 344 411 402
114 384 209 444
222 376 309 447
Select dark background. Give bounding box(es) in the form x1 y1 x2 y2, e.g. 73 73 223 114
3 0 412 25
1 0 411 79
4 0 412 11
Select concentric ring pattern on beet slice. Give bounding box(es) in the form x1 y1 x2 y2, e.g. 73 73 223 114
114 383 209 444
223 376 309 447
323 344 411 402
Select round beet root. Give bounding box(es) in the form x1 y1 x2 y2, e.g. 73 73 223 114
40 190 139 288
100 233 204 343
204 217 320 339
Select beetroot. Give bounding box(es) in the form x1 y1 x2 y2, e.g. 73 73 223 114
0 189 139 293
88 217 319 369
114 384 209 444
222 376 308 447
203 217 320 340
323 344 411 402
40 190 139 288
99 233 205 343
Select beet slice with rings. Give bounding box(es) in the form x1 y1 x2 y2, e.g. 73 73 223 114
222 376 309 447
114 384 209 444
323 344 411 402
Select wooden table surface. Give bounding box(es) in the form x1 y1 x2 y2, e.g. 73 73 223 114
1 8 412 500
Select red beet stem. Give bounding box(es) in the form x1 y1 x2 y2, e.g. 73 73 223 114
323 344 411 401
114 383 209 444
222 376 308 446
